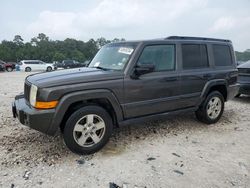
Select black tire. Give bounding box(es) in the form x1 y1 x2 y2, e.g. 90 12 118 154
25 67 31 72
235 93 241 98
195 91 224 124
6 67 13 72
46 66 52 72
63 105 113 155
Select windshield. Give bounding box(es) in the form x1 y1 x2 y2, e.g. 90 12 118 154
88 44 136 71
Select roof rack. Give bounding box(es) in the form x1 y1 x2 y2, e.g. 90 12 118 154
166 36 231 43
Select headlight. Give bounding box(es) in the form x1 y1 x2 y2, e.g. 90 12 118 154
29 84 38 106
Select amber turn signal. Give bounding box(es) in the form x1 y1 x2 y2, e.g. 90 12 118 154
35 101 58 109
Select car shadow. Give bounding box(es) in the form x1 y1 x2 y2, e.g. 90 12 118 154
233 95 250 103
1 109 238 167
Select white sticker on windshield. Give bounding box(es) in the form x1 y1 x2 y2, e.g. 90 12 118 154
94 62 100 67
118 47 134 55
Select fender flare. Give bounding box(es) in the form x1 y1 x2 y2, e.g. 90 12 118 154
47 89 123 135
200 79 227 100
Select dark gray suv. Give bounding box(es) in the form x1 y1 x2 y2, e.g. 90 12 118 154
12 36 239 154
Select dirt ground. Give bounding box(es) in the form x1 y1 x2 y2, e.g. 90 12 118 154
0 71 249 188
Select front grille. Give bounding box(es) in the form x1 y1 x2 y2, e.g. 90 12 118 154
24 81 31 102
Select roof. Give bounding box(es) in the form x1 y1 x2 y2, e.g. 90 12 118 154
110 36 232 45
166 36 231 43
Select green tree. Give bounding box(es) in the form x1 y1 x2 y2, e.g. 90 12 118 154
53 52 66 62
235 51 250 61
0 35 129 63
37 33 49 42
13 35 24 46
96 37 111 49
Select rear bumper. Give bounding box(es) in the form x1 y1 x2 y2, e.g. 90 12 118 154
12 95 56 135
238 83 250 95
227 84 240 100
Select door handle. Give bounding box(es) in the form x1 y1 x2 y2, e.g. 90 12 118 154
203 74 212 79
164 77 178 81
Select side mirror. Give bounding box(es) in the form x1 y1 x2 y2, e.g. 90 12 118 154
131 63 155 79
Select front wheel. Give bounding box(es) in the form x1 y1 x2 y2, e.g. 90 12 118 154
196 91 224 124
63 105 113 155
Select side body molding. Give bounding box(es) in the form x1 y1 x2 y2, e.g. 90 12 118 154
47 89 124 135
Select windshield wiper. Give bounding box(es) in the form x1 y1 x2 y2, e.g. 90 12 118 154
94 66 110 71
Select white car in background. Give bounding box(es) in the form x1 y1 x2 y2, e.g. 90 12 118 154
19 60 54 72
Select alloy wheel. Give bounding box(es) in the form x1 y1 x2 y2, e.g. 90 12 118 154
206 96 222 119
73 114 106 147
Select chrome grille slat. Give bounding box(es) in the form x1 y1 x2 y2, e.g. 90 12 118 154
24 81 31 102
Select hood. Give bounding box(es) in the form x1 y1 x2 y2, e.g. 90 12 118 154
26 67 124 88
238 61 250 69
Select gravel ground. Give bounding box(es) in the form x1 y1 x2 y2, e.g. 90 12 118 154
0 71 249 188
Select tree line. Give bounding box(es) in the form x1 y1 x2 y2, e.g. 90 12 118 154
0 33 249 63
0 33 125 63
235 50 250 62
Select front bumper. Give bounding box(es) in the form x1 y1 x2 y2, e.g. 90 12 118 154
238 83 250 95
12 94 56 135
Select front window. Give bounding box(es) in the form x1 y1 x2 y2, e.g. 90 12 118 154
137 45 175 71
88 44 136 71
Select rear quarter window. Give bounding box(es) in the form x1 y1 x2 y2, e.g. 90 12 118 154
213 45 232 66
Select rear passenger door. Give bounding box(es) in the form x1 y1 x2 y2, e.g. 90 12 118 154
179 43 212 107
38 61 47 71
30 61 40 71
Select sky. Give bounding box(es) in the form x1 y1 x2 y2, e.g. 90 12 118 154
0 0 250 51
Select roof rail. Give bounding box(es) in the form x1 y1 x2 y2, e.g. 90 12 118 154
166 36 231 43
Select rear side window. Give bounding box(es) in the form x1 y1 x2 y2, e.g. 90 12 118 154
213 45 232 66
182 44 209 69
64 60 73 64
25 61 38 64
138 45 175 71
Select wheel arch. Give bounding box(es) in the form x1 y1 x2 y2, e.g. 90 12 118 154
25 66 31 72
47 89 123 135
46 66 52 71
200 79 228 102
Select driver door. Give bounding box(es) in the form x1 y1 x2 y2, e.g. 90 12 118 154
122 44 181 118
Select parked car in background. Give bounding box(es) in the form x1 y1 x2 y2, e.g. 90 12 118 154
19 60 55 72
62 60 85 69
12 36 239 154
53 61 63 69
0 60 16 72
82 60 90 67
0 63 5 71
236 61 250 97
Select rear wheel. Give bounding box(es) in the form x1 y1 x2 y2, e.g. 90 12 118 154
235 93 241 98
25 67 31 72
6 67 13 72
63 105 113 155
46 66 52 72
196 91 224 124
